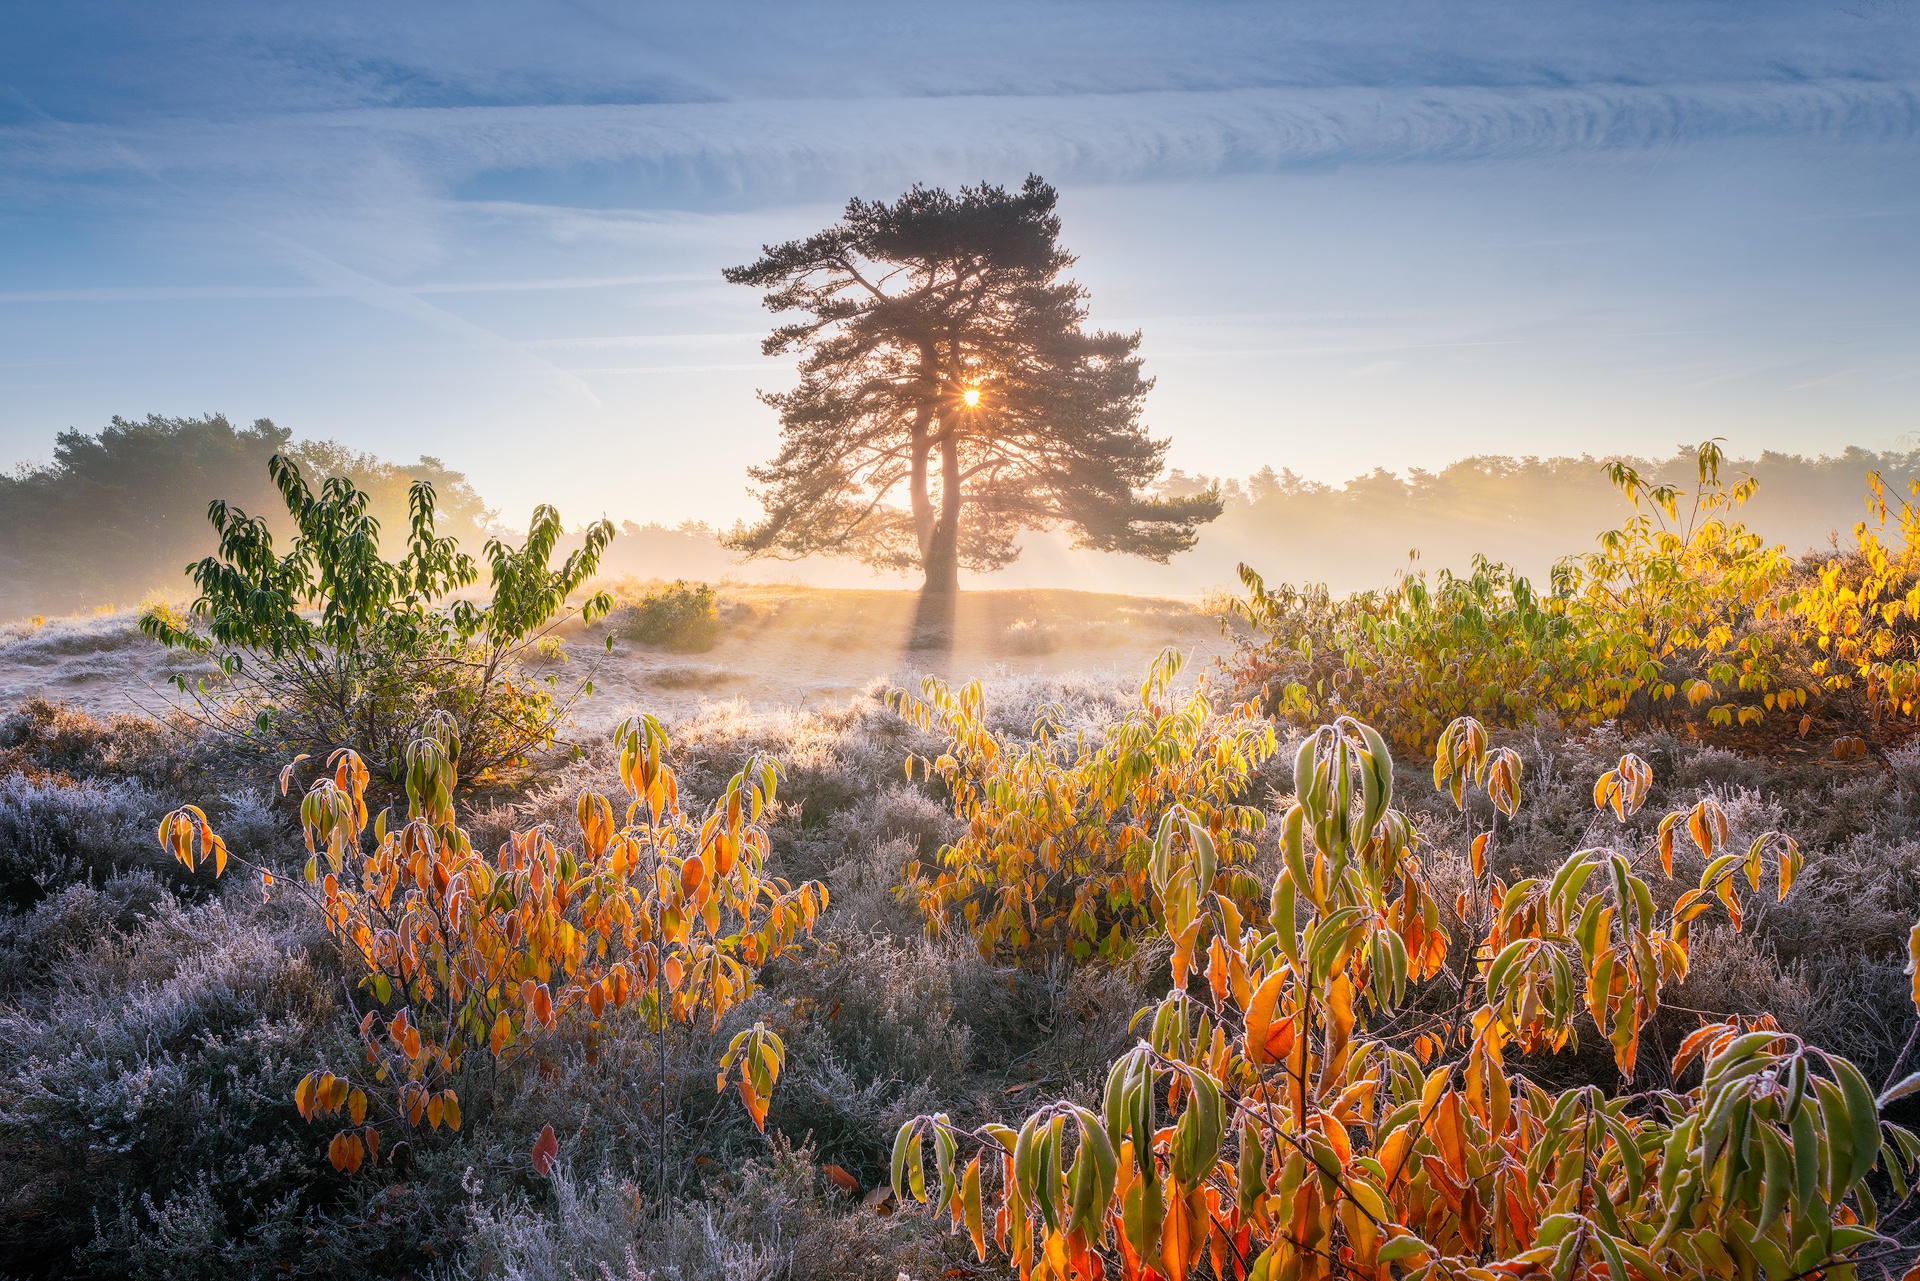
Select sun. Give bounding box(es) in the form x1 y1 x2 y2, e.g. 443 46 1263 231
962 387 981 407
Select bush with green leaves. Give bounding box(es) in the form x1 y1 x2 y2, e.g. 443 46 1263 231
1224 441 1810 753
139 454 614 781
618 579 723 652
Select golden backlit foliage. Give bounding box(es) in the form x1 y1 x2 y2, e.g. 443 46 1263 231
894 711 1918 1281
159 713 825 1171
1797 473 1920 724
890 650 1277 963
1227 441 1818 752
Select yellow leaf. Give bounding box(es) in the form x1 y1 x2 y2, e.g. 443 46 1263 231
962 1153 986 1260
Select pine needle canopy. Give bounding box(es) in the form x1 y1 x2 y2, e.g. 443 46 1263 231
724 176 1220 592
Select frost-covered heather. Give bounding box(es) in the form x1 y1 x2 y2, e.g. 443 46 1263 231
0 677 1915 1277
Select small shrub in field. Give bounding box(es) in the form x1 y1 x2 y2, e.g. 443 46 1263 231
1224 555 1571 755
159 713 825 1181
891 648 1278 964
889 706 1917 1281
139 453 616 780
619 579 723 652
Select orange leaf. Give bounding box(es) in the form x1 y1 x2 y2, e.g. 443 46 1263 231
1243 969 1292 1065
531 1124 559 1176
738 1076 769 1131
823 1164 861 1195
1160 1181 1196 1281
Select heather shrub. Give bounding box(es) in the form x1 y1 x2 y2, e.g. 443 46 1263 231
0 892 351 1269
468 1140 971 1281
0 697 192 789
0 872 168 991
0 774 162 909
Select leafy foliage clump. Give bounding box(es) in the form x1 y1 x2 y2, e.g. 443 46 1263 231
140 454 615 780
1797 473 1920 724
162 712 827 1182
617 579 723 652
1226 441 1813 752
892 714 1917 1281
892 649 1277 963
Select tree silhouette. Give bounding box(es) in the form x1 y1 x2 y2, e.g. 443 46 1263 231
724 176 1219 595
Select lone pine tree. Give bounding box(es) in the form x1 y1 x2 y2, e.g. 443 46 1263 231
724 176 1220 595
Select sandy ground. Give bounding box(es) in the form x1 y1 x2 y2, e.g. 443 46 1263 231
0 586 1236 731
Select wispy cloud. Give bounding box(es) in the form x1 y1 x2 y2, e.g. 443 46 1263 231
9 79 1918 212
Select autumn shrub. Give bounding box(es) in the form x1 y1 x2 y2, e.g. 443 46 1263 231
139 454 616 782
1795 472 1920 726
1224 556 1574 755
893 649 1278 963
889 712 1920 1281
616 578 723 652
1225 441 1809 753
161 709 827 1188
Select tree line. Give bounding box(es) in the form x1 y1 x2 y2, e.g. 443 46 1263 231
0 414 494 619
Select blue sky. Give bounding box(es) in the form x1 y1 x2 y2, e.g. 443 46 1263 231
1 1 1916 528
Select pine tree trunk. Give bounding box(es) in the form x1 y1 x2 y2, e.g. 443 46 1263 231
921 429 963 596
922 522 960 594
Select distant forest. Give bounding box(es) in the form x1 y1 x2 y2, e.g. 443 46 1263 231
1146 445 1920 593
0 415 494 619
0 415 1910 618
